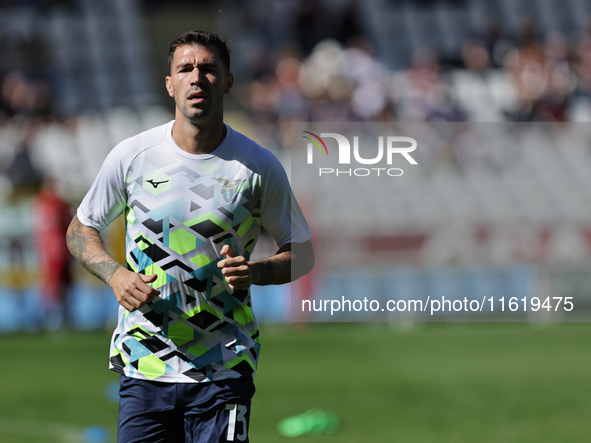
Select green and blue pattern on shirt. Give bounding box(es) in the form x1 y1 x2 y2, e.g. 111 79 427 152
110 142 263 383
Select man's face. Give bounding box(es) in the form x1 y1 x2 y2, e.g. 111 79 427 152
166 44 233 125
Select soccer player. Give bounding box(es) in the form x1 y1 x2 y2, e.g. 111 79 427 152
66 30 314 442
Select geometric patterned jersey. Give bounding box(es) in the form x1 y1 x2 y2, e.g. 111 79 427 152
77 121 312 383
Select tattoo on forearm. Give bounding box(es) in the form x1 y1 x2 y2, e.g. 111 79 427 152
256 258 276 285
66 217 122 285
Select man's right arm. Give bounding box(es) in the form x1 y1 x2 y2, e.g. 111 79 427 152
66 215 122 285
66 215 160 311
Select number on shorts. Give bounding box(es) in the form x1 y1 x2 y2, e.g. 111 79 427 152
226 404 248 441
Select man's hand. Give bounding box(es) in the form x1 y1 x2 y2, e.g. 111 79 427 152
109 268 161 312
217 245 257 290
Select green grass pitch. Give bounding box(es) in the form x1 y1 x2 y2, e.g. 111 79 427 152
0 322 590 442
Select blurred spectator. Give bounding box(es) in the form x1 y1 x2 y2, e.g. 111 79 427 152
343 35 392 121
568 32 591 120
508 39 546 120
32 176 72 330
541 32 577 122
5 120 43 195
451 38 499 121
301 39 355 121
1 72 54 122
391 46 464 121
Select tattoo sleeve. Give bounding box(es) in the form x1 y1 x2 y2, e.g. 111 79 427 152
66 215 123 285
254 258 276 286
250 243 294 286
251 240 314 286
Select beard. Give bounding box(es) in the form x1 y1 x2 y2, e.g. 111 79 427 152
175 89 224 128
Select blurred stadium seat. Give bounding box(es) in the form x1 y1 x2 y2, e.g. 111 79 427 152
3 0 591 329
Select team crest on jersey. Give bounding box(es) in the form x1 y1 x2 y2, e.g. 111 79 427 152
214 178 247 202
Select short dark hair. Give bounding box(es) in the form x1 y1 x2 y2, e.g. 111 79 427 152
168 31 231 73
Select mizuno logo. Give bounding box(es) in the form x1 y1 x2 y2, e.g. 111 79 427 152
147 179 169 188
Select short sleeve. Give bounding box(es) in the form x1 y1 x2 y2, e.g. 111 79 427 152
77 144 128 231
259 153 312 247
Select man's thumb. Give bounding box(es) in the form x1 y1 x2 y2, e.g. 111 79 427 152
141 273 158 283
221 244 237 258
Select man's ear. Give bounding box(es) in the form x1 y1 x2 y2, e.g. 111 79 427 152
225 73 234 95
165 76 174 97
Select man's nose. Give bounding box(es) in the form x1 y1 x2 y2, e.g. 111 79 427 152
190 68 204 85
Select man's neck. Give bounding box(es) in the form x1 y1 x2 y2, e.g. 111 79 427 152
171 115 226 155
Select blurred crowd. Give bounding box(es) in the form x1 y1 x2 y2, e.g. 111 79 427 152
2 3 591 201
3 4 591 160
236 22 591 144
3 0 591 328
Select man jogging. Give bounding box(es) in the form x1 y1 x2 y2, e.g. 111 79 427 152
67 30 314 442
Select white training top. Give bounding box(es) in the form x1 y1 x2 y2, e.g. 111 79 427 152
78 121 312 383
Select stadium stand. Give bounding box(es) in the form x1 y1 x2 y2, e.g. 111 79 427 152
3 0 591 328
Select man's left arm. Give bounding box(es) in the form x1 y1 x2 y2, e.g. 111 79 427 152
217 240 314 290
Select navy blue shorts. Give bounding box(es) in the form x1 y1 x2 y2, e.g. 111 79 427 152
117 375 256 443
